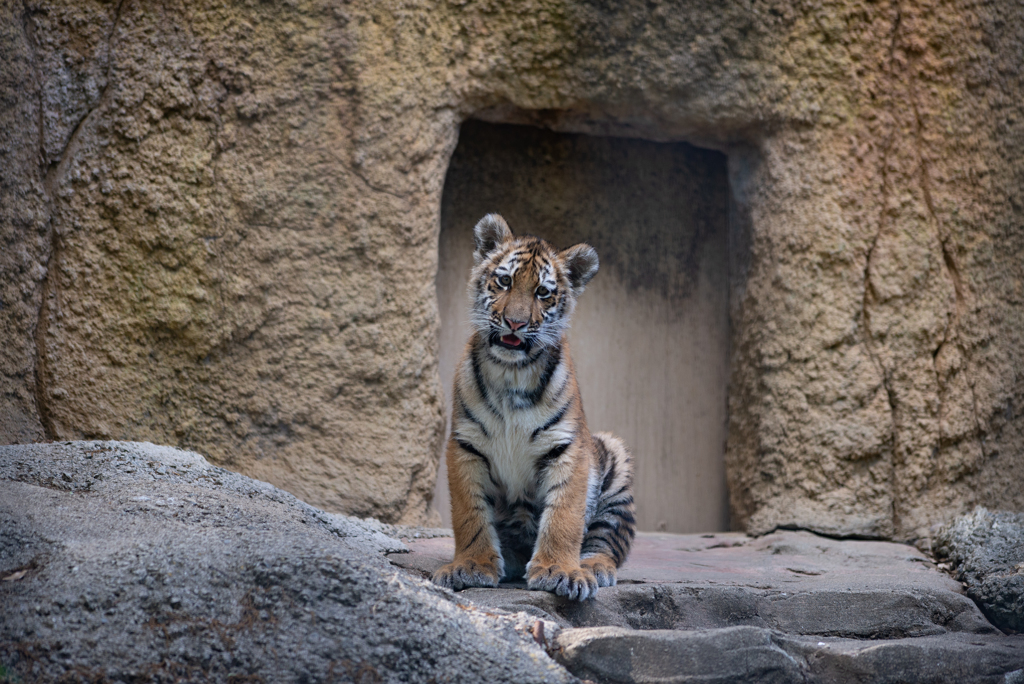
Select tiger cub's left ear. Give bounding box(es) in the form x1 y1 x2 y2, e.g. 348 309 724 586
473 214 513 264
561 243 599 294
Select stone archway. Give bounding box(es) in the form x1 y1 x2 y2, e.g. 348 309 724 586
433 120 732 533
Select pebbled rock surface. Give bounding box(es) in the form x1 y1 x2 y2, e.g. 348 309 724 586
0 441 575 684
935 507 1024 635
390 531 1024 682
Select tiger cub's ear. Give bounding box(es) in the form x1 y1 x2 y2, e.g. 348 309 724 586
473 214 513 264
561 243 600 295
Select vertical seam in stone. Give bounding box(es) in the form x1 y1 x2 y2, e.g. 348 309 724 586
860 0 903 532
31 0 130 439
22 0 54 440
44 0 128 180
902 8 986 466
860 132 898 527
910 96 985 462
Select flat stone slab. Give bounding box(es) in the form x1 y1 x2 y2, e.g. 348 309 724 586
395 530 962 589
388 531 995 636
388 530 1024 681
553 627 1024 684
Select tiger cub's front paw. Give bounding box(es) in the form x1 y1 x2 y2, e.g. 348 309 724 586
432 557 502 591
581 555 618 587
527 562 598 601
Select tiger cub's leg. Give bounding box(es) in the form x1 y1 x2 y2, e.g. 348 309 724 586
526 441 598 601
432 439 504 590
580 433 636 587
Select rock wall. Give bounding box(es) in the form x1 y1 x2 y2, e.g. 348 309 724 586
1 0 448 524
2 0 1023 538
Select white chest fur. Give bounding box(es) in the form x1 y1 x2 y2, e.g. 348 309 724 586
453 347 574 501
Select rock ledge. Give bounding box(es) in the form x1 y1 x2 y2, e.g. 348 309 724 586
390 527 1024 682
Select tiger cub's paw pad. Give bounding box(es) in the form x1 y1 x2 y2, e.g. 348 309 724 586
432 559 501 591
527 563 598 601
581 556 618 587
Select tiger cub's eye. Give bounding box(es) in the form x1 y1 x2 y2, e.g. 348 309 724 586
536 286 551 298
497 275 512 288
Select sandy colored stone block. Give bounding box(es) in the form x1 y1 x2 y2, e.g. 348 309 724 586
0 0 1022 536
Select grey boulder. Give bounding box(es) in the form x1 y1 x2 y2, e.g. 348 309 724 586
0 441 574 684
935 507 1024 634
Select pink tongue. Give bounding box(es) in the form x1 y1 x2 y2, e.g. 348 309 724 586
501 334 522 347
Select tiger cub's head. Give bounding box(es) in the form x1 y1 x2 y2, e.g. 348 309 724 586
468 214 599 363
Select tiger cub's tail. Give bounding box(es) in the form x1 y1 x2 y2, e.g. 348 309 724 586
581 432 636 585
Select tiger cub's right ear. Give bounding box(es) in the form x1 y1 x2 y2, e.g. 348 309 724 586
473 214 513 264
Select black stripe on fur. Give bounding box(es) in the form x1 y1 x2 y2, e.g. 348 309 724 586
515 344 562 406
601 457 618 493
586 520 616 532
531 397 573 441
457 440 489 462
581 469 636 568
537 440 572 471
594 436 610 477
461 525 483 552
605 509 636 526
471 345 503 419
457 440 500 490
456 392 490 438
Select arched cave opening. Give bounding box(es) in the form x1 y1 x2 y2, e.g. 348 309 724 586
433 120 732 534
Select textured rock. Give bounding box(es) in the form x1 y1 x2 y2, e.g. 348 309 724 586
551 628 1024 684
0 441 575 683
390 533 1024 682
554 626 806 684
0 0 50 445
1 0 447 525
935 507 1024 634
787 634 1024 684
2 0 1024 536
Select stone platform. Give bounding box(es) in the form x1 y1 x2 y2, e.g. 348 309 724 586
388 531 1024 683
2 441 1021 684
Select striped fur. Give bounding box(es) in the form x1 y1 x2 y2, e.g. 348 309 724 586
433 214 636 601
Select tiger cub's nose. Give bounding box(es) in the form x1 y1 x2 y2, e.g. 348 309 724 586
505 318 528 331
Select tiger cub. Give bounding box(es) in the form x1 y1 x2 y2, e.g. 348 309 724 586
432 214 636 601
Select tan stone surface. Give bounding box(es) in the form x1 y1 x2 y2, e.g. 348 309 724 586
2 0 449 523
0 0 50 445
2 0 1023 535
